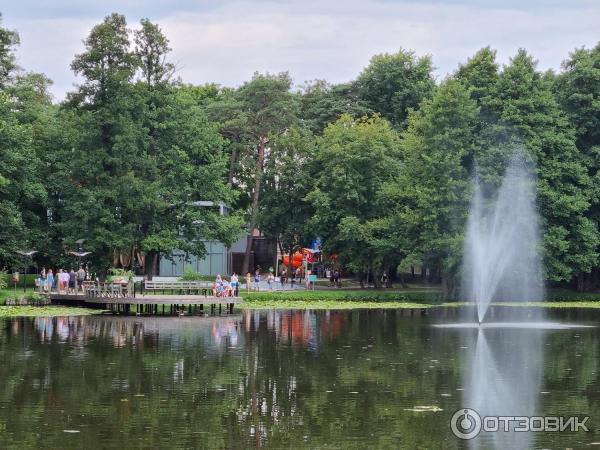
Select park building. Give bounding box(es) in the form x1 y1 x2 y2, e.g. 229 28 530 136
158 201 276 277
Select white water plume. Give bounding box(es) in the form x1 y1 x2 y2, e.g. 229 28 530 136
463 154 544 323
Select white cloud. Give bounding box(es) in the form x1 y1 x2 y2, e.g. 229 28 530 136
5 0 600 100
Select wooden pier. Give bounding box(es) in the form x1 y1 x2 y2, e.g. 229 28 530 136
49 292 241 315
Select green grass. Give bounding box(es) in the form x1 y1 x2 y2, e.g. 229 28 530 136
240 289 600 310
545 289 600 302
241 299 432 310
0 306 103 318
243 289 443 301
3 286 600 316
0 288 104 317
240 289 444 309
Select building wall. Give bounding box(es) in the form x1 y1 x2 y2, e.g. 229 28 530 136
159 241 228 276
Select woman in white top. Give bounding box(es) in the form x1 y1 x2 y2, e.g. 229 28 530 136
230 273 239 296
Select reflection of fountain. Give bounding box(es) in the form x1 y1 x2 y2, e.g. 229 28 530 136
463 154 544 323
463 328 543 449
449 154 571 448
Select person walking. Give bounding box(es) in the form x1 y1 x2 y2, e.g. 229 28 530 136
68 269 76 294
267 272 274 290
333 270 341 288
59 269 68 293
47 269 55 293
279 266 287 289
231 272 239 296
39 268 47 293
77 266 85 291
245 272 252 293
253 268 261 291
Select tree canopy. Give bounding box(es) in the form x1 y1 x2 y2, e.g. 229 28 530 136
2 11 600 291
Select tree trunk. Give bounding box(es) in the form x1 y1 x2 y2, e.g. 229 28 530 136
144 251 159 279
228 146 239 185
441 269 455 297
385 266 394 288
287 247 293 280
373 269 382 289
274 240 282 275
397 272 407 289
592 267 600 291
242 136 266 274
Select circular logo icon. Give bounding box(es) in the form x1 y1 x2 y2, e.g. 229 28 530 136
451 408 482 440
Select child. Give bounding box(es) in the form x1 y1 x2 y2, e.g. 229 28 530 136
267 272 274 290
253 269 261 291
245 272 252 293
47 269 54 292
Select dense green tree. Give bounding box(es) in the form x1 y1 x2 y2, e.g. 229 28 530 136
398 79 479 293
298 80 371 134
134 18 175 86
0 93 43 265
208 72 298 273
355 49 435 128
554 44 600 288
2 11 600 290
307 114 402 284
259 127 316 275
493 50 597 285
0 18 50 268
456 47 497 94
52 15 240 274
69 13 136 104
0 13 18 89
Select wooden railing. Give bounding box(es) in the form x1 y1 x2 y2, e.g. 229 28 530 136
144 281 212 291
85 282 132 299
142 280 236 297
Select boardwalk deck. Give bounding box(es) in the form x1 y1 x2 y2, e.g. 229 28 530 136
48 292 241 314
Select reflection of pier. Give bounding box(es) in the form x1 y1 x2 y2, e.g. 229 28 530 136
6 314 245 350
48 292 240 315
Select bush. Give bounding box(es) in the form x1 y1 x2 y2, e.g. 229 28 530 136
178 267 205 281
107 268 133 283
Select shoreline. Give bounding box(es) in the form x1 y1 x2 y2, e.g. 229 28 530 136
4 287 600 317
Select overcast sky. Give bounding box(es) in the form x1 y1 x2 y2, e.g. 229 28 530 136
2 0 599 101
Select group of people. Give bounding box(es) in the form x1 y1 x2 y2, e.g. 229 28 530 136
212 273 239 297
247 267 276 291
328 269 342 288
245 265 323 291
210 266 342 294
36 266 89 293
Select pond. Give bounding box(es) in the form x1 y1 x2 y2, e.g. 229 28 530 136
0 306 598 449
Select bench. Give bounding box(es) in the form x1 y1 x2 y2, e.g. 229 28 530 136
143 280 213 296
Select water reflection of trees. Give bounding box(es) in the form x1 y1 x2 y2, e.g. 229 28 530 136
0 311 599 448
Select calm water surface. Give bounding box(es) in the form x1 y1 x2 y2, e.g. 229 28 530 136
0 307 599 449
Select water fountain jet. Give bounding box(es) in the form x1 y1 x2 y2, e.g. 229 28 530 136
463 153 544 323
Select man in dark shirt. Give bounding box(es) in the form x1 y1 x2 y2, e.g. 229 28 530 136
68 269 77 294
76 266 85 291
